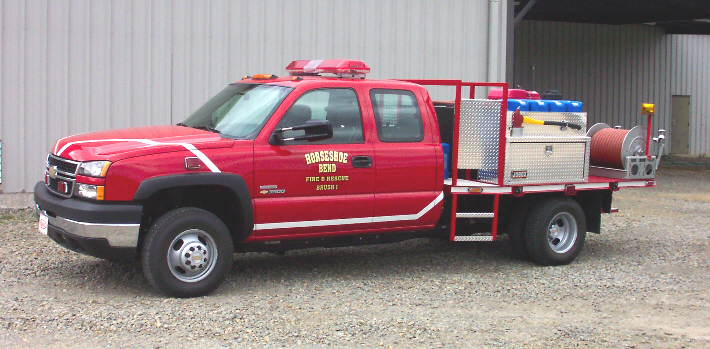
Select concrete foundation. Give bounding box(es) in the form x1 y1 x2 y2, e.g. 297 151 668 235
0 193 34 208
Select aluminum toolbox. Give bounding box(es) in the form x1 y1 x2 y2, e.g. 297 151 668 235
458 99 590 185
503 136 590 185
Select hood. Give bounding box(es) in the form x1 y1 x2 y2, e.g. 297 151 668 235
52 125 236 162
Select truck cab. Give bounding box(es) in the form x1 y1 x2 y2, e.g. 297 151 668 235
35 60 446 297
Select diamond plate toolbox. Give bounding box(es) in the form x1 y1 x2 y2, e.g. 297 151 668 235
458 99 590 185
504 137 590 185
503 111 590 185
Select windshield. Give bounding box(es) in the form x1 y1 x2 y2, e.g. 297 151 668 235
180 83 293 139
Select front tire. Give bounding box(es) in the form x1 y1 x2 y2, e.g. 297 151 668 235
524 198 586 266
142 207 234 297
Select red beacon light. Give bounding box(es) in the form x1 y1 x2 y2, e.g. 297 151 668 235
285 59 370 79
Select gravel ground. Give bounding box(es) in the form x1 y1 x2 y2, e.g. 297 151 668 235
1 168 709 348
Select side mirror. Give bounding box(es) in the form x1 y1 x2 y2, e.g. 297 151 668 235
270 119 334 145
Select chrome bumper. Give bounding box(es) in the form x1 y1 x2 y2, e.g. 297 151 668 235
35 204 140 248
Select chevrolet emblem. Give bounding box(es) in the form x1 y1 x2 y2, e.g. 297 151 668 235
48 166 58 179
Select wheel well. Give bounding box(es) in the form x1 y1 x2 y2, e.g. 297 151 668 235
499 191 607 234
138 185 245 252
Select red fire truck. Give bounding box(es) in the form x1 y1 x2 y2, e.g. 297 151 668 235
34 60 664 297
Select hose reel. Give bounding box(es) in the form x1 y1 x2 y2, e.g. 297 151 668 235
587 123 658 179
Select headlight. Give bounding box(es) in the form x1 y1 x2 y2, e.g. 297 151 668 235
76 183 105 200
77 161 111 177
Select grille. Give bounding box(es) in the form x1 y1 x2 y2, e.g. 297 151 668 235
48 154 78 174
46 154 79 197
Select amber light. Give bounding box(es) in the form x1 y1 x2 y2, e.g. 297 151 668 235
641 103 655 115
251 74 278 80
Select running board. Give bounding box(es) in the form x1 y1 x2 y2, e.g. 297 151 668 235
454 235 494 242
456 212 495 219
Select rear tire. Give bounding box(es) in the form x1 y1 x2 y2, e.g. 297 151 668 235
524 198 586 266
142 207 233 297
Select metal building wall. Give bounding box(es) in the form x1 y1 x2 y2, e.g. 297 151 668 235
1 0 504 194
514 20 710 156
669 35 710 156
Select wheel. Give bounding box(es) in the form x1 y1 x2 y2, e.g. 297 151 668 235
506 204 530 261
524 198 586 266
142 207 234 297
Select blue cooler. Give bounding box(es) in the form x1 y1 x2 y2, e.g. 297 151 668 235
442 143 451 178
507 99 529 111
565 101 583 112
547 100 566 112
529 100 550 112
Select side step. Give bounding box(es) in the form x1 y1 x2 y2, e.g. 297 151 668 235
456 212 494 218
454 212 495 241
454 235 493 242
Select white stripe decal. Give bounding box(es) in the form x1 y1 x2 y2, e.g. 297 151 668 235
55 138 221 173
179 143 221 173
53 134 75 154
253 192 444 230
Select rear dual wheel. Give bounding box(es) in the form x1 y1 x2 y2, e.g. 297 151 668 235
142 207 233 297
523 197 586 266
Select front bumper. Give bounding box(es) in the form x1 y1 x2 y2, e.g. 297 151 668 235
34 182 143 261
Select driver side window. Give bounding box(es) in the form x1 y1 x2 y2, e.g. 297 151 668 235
277 88 364 144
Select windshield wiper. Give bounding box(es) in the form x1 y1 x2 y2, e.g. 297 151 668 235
179 124 220 133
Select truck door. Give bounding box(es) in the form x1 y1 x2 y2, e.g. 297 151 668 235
253 87 375 238
367 88 441 230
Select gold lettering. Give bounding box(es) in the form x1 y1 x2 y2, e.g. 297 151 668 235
325 175 349 181
305 151 350 165
318 164 337 173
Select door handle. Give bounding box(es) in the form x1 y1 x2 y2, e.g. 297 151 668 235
351 156 373 168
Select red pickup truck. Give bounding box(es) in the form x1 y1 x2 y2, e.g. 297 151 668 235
34 60 661 297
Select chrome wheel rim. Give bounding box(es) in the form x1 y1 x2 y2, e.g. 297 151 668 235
167 229 218 282
547 212 577 254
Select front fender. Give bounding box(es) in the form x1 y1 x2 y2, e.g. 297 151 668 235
133 173 254 240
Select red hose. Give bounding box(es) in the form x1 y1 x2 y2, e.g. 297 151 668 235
590 128 628 169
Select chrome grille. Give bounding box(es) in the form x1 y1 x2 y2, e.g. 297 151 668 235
48 154 78 173
46 154 79 198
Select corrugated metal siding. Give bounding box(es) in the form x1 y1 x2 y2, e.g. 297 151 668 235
514 21 710 156
514 21 672 140
1 0 501 193
669 35 710 156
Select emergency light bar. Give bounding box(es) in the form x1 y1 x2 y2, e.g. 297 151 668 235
285 59 370 79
